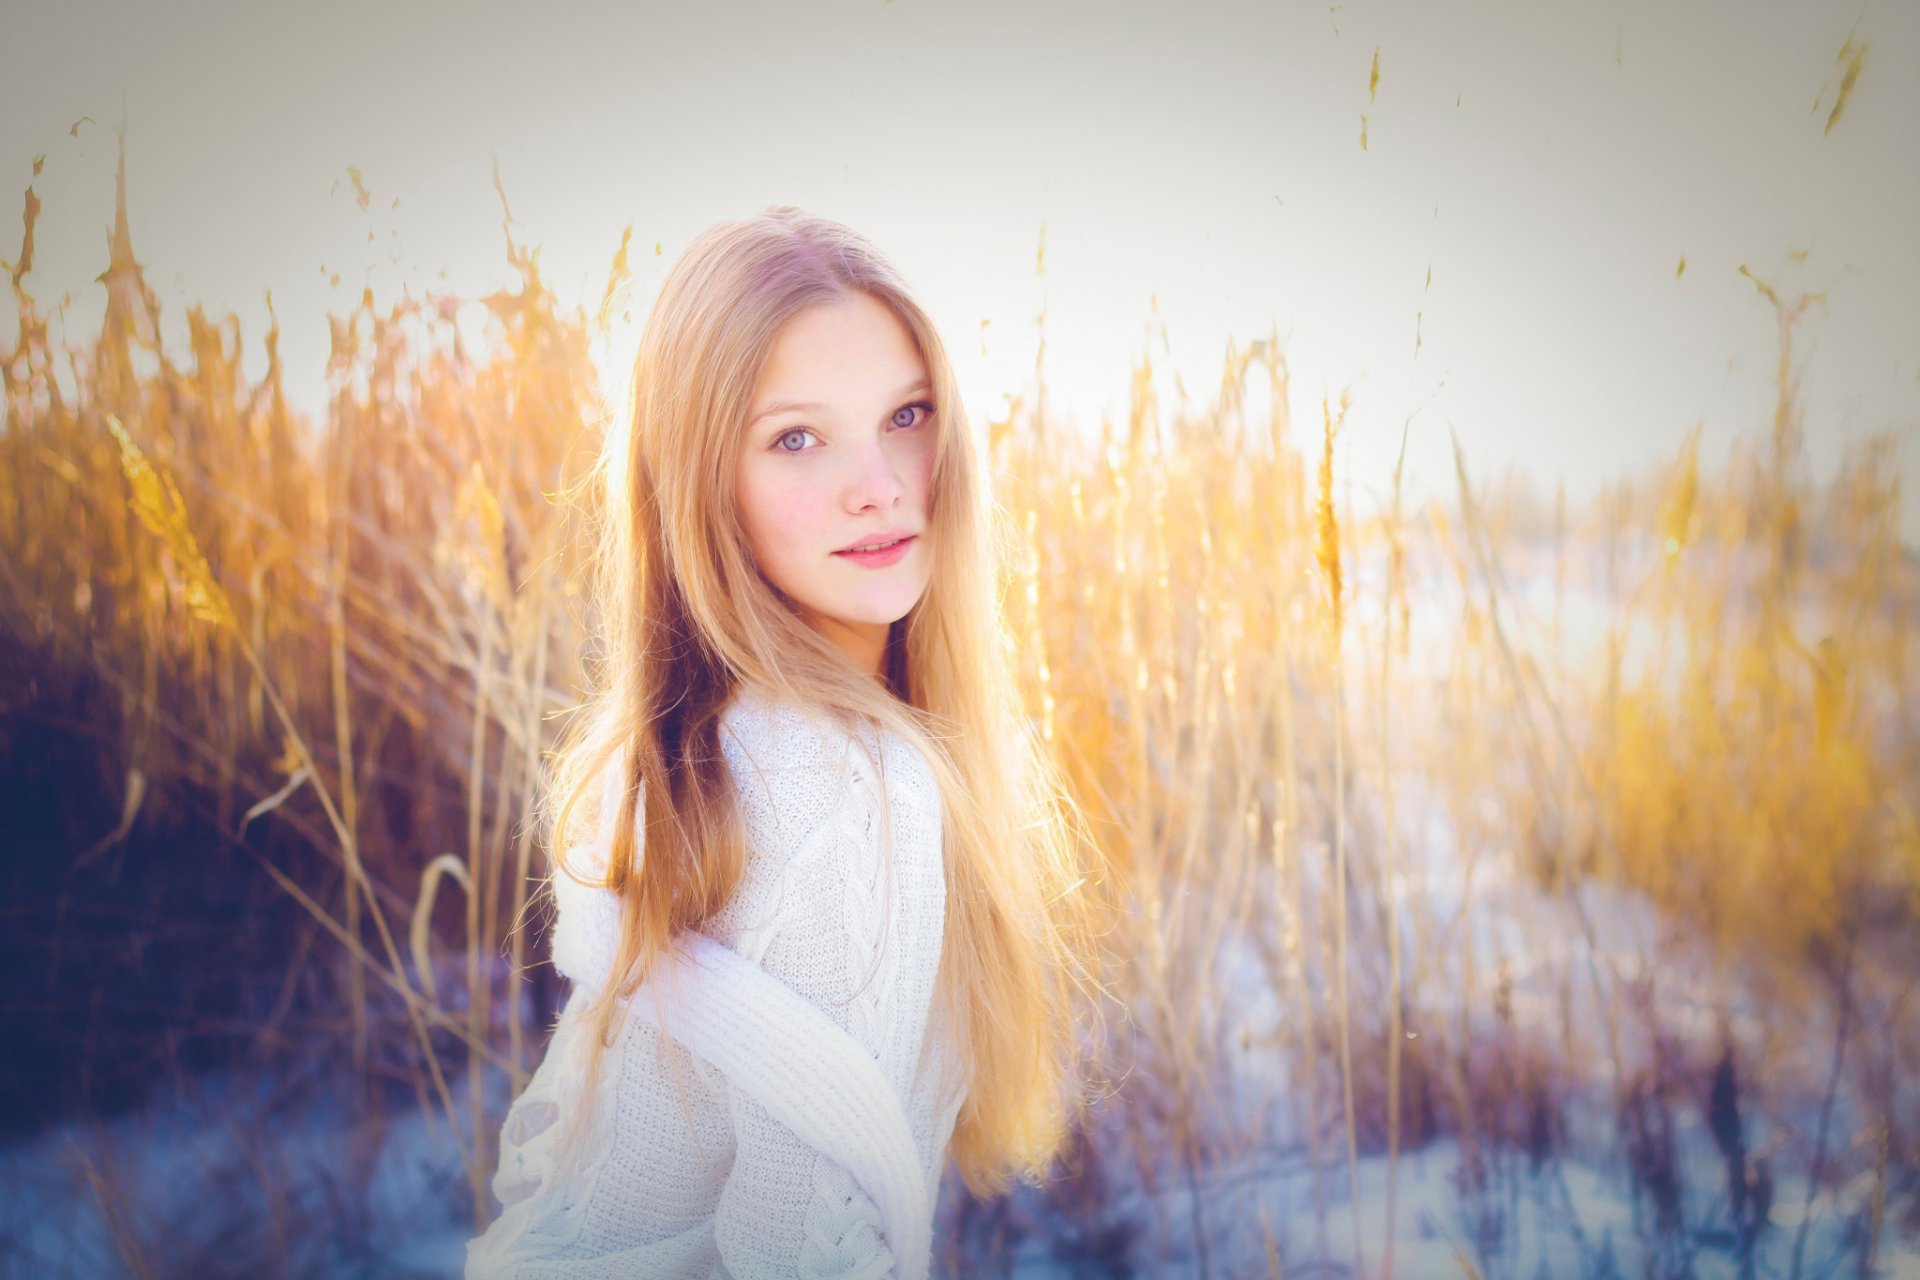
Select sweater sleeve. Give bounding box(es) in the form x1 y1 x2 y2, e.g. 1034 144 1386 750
708 731 945 1280
546 752 632 995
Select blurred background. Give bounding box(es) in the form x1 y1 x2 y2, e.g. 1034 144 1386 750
2 0 1915 1276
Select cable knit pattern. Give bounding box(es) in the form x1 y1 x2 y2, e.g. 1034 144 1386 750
466 683 966 1280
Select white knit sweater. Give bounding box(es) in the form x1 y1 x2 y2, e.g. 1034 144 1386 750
466 683 967 1279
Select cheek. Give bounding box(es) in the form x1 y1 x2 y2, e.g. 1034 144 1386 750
740 470 823 569
771 490 826 548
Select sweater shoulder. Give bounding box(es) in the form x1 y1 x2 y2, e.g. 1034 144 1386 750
550 686 942 988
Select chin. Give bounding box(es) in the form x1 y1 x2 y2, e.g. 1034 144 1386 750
852 601 918 627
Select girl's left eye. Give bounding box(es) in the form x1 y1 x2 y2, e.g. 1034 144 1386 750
892 401 935 430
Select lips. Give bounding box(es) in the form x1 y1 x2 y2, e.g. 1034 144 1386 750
833 534 916 566
834 528 917 554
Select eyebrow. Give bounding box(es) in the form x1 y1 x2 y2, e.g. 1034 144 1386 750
749 378 932 427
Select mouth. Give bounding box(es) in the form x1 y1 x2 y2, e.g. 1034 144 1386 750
835 528 917 553
834 534 917 565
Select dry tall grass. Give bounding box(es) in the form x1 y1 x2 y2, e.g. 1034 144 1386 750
4 136 1915 1277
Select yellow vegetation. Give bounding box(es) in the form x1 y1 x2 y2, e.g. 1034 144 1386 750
4 134 1914 1268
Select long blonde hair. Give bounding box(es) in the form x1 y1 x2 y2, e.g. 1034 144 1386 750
532 204 1112 1199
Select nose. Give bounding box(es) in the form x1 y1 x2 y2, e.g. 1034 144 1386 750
846 434 906 512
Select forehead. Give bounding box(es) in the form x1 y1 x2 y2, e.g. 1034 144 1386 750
752 292 927 398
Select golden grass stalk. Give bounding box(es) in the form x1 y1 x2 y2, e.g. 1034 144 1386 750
1314 391 1365 1276
411 853 475 1004
105 413 236 632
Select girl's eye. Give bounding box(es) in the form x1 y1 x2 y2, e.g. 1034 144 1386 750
772 402 934 454
892 401 936 430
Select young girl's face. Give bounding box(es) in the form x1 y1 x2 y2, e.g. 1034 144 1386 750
736 290 937 673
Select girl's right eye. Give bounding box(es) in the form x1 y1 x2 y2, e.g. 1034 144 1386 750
774 428 817 454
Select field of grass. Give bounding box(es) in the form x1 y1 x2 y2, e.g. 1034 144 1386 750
2 139 1915 1278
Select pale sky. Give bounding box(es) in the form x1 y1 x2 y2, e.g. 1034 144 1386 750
6 0 1917 545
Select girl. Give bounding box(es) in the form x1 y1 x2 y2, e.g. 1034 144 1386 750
465 206 1109 1278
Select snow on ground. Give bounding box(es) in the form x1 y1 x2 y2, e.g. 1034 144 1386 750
979 1133 1919 1279
11 1067 1912 1278
9 913 1911 1280
0 1061 483 1277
